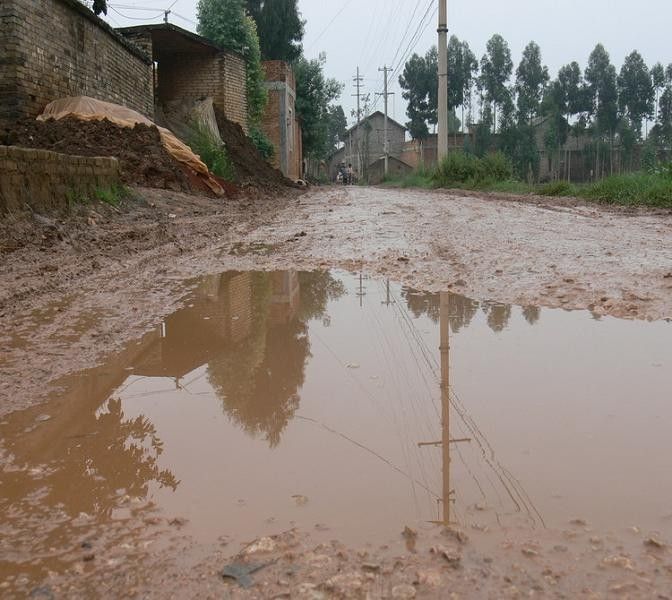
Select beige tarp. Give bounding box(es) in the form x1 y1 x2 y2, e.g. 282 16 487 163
38 96 224 196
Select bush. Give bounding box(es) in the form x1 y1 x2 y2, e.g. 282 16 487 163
188 123 235 181
432 151 513 187
579 172 672 208
537 180 575 197
248 126 275 161
480 151 514 182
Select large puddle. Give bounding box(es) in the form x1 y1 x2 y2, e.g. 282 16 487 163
2 270 671 585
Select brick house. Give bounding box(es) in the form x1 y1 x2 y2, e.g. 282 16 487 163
260 60 302 180
117 24 248 131
328 111 408 182
0 0 154 133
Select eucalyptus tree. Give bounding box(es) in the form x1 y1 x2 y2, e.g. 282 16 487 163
585 44 618 175
515 41 549 124
651 62 666 122
617 51 654 138
479 34 513 132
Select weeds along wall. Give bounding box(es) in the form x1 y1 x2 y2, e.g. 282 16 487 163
0 146 120 213
0 0 154 133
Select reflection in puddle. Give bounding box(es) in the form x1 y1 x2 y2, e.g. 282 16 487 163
1 270 671 588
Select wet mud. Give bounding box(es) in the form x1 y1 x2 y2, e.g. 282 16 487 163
1 269 671 597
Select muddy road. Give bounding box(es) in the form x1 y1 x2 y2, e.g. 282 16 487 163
1 185 672 598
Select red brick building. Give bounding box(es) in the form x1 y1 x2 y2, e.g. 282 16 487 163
260 61 302 180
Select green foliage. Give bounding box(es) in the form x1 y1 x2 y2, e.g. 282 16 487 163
433 151 513 186
188 123 235 180
585 44 619 136
95 184 129 206
246 0 304 62
579 172 672 207
197 0 267 126
515 41 549 123
399 47 438 140
537 180 575 196
479 34 513 128
248 126 275 160
617 51 654 137
294 55 343 159
326 105 347 151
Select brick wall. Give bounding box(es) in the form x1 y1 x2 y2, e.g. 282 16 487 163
0 146 120 213
157 51 248 132
261 60 300 179
0 0 153 133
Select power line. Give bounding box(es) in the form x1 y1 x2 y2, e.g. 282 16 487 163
306 0 355 52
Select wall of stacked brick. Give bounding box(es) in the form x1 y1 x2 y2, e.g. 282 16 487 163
0 0 153 133
261 60 302 180
156 52 248 132
0 146 120 213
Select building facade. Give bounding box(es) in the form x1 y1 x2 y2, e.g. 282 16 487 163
260 60 302 180
0 0 154 133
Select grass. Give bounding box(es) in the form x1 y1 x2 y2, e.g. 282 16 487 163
94 184 129 207
381 151 672 209
188 122 235 181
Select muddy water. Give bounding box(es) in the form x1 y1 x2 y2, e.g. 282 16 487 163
1 270 671 588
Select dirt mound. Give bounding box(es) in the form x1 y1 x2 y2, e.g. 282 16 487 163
4 117 194 193
215 109 298 190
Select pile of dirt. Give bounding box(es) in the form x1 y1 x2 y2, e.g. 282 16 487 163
4 117 194 193
214 108 298 190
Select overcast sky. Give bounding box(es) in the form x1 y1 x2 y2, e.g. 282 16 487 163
104 0 672 127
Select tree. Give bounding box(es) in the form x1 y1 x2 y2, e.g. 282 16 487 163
651 62 666 121
326 105 347 151
617 50 654 138
246 0 304 62
585 44 618 175
460 41 479 131
294 55 343 159
399 48 438 141
447 36 465 112
515 41 549 124
479 34 513 132
198 0 268 126
92 0 107 15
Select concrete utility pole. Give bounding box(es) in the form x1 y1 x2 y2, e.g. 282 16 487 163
351 67 365 175
437 0 449 161
377 65 392 176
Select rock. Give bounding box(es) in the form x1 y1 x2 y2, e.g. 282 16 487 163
243 537 277 554
521 547 538 558
292 494 309 506
644 537 665 549
29 587 54 599
603 555 634 570
35 414 51 422
442 526 469 545
569 518 587 527
82 554 95 562
416 569 441 587
392 584 417 599
361 562 380 572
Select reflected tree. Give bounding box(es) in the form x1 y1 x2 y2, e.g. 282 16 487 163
522 306 541 326
402 288 479 333
297 270 346 322
1 397 177 520
482 301 512 333
207 270 342 447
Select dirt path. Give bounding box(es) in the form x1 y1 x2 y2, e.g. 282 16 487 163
2 185 672 417
2 185 672 597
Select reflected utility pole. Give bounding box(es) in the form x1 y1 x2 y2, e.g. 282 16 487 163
418 292 469 525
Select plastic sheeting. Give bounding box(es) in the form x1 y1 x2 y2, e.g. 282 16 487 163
38 96 224 196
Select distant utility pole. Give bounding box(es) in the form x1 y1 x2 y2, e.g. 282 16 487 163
352 67 364 123
437 0 448 161
351 67 365 174
377 65 393 176
163 9 171 23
